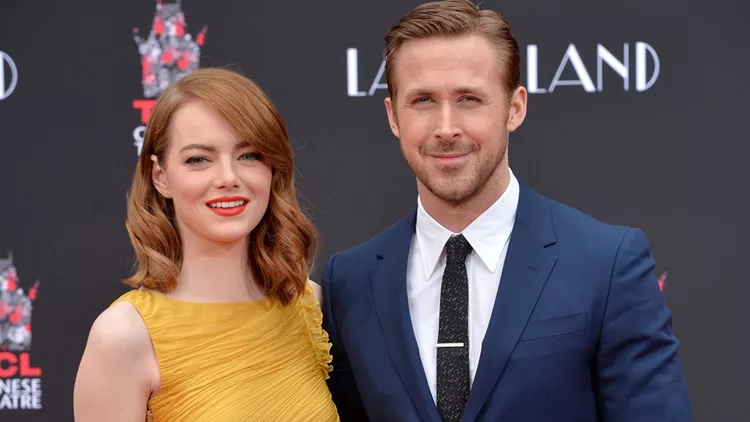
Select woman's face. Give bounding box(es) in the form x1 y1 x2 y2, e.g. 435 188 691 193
151 100 273 246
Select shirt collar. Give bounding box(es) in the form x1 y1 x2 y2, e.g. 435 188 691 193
415 168 520 277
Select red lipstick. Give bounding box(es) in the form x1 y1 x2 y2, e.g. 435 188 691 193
205 196 249 217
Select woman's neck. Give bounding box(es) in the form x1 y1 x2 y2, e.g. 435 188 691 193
170 235 265 303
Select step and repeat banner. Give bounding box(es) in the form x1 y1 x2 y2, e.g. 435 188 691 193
1 0 748 420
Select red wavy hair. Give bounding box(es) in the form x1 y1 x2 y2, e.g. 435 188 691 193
123 67 317 305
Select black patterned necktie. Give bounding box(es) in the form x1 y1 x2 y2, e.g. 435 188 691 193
436 234 473 422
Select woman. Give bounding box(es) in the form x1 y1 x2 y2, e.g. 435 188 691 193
73 68 339 421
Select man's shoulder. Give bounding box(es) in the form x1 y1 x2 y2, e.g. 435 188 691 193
324 211 414 276
551 196 630 232
527 185 636 246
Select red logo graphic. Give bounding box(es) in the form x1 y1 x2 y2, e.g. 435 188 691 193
0 252 43 410
0 253 39 352
657 271 667 292
132 0 208 155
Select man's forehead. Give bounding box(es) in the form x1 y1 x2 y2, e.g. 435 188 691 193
394 59 502 96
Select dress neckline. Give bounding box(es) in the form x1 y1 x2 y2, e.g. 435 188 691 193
138 288 274 307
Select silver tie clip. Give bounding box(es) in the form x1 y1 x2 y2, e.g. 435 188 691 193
436 342 465 348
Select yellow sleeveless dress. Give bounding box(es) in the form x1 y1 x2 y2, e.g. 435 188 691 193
111 284 339 422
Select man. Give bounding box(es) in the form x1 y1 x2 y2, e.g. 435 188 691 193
320 1 692 421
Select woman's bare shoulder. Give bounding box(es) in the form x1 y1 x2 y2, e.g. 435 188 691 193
73 300 157 421
85 301 152 358
307 279 323 306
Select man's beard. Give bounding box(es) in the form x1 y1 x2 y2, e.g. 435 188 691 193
412 138 507 204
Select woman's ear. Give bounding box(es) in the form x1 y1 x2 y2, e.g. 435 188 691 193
151 154 171 198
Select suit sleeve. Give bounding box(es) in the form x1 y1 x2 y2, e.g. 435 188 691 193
321 253 370 422
595 228 692 421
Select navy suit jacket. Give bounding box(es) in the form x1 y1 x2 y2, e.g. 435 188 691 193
321 181 691 422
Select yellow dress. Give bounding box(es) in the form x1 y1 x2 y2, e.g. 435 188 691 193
111 284 339 422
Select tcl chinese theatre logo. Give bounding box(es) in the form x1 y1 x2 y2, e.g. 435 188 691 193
0 253 42 411
132 0 207 155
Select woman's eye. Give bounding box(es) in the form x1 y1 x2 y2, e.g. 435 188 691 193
240 152 262 161
185 156 208 164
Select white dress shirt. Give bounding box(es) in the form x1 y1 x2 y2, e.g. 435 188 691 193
406 168 520 402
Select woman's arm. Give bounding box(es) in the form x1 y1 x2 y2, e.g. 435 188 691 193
73 301 159 422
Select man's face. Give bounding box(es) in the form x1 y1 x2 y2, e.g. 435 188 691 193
385 34 526 204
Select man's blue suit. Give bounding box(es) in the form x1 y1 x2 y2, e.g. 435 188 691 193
321 181 691 422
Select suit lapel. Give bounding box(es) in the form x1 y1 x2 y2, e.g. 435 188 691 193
462 183 558 422
371 210 441 422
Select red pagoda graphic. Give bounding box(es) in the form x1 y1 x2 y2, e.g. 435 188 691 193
0 253 39 352
133 0 207 98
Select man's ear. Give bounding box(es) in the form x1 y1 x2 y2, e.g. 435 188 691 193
151 154 171 198
385 96 400 138
506 86 528 132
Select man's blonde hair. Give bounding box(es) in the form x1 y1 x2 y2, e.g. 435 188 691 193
384 0 521 100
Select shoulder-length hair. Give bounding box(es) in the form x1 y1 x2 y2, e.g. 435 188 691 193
123 67 317 305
